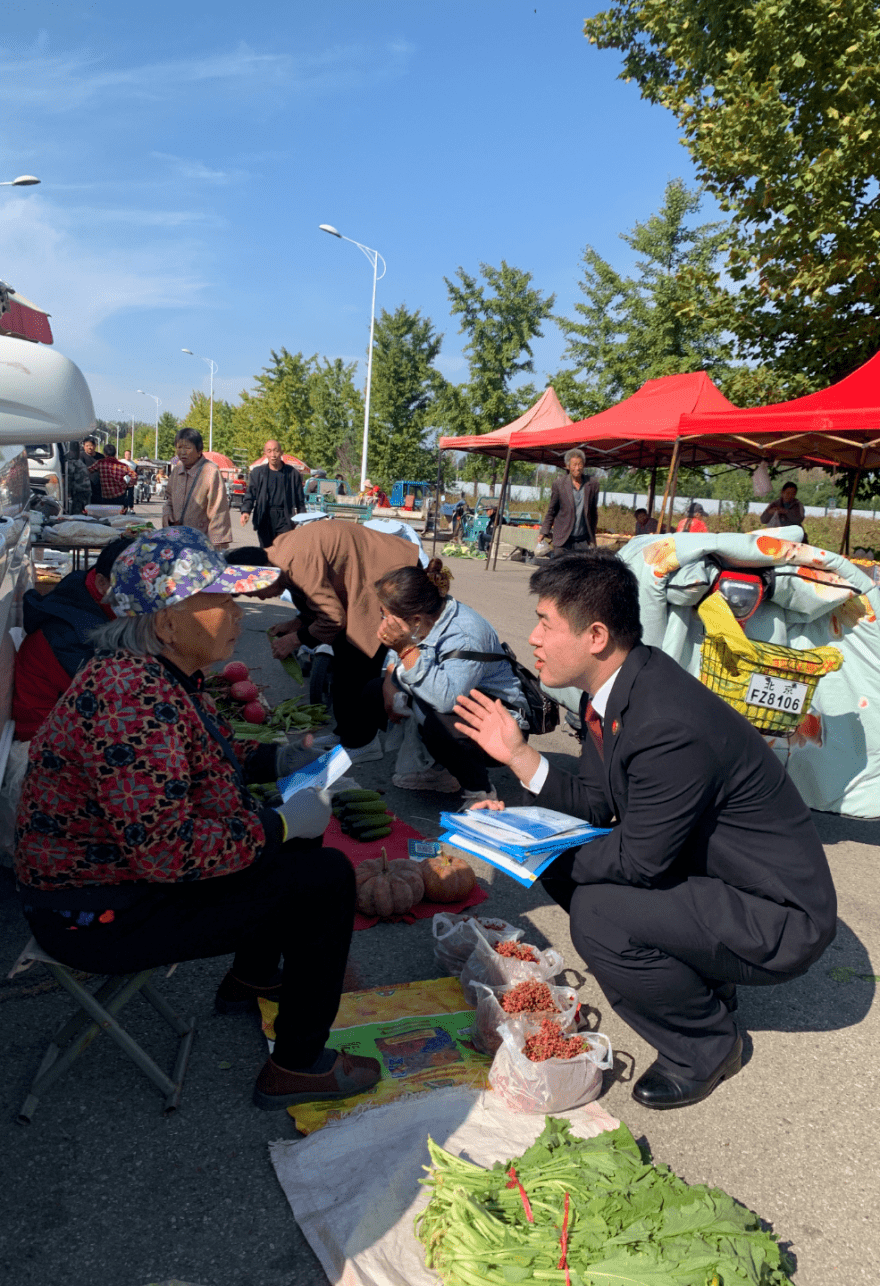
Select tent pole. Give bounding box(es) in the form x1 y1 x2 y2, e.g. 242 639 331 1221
657 440 681 533
840 458 864 555
431 449 444 556
647 464 657 518
488 447 513 572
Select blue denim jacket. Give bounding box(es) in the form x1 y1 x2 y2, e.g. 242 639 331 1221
393 597 528 716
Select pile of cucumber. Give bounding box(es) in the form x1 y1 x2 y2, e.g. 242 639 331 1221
333 789 394 842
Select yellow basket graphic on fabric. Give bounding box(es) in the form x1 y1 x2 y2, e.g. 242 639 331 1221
697 595 843 735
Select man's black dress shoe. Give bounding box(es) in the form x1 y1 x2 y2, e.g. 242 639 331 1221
632 1037 743 1110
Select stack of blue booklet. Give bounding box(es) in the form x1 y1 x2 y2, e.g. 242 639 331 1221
439 806 610 888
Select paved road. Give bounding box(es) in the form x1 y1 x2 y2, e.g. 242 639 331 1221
1 509 877 1285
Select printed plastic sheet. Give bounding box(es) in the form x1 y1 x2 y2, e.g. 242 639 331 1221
269 1086 619 1286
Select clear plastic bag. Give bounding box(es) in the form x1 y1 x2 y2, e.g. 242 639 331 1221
432 913 524 977
488 1014 613 1113
470 981 579 1058
459 928 564 1006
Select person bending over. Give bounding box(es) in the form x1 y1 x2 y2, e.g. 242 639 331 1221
235 519 421 762
15 527 380 1111
363 559 529 801
453 551 836 1110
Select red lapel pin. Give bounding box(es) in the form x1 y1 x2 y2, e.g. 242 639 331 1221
611 720 620 735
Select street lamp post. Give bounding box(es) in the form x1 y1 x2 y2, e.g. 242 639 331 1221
0 175 40 187
137 390 162 457
319 224 386 492
116 409 123 453
181 349 217 453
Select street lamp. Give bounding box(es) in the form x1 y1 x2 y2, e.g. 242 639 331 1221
137 390 162 458
181 349 217 453
0 175 40 187
319 223 386 492
115 409 124 453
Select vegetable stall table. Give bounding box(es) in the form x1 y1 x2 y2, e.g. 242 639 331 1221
32 536 116 572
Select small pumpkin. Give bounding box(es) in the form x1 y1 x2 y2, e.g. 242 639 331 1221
421 852 476 903
356 847 425 918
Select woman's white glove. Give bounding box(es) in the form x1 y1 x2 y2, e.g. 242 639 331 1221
275 740 322 780
275 788 332 840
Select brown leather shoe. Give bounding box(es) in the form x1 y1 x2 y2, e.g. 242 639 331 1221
253 1052 382 1110
214 970 283 1015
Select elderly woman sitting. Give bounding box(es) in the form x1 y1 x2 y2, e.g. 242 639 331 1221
14 527 379 1110
369 558 529 802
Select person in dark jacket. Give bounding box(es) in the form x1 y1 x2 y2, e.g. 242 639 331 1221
454 551 837 1110
82 436 104 503
540 449 601 556
240 440 306 547
12 538 134 739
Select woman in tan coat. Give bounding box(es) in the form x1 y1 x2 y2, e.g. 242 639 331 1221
162 427 232 549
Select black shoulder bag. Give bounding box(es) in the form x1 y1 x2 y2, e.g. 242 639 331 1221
440 643 560 736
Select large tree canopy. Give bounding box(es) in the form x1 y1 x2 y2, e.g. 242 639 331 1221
584 0 880 391
553 178 730 415
367 304 445 485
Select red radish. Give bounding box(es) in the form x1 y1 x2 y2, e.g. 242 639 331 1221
242 701 266 724
230 680 259 702
223 661 250 684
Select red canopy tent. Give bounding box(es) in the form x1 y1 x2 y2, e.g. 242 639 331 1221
438 386 573 460
676 351 880 550
250 452 309 471
204 451 236 473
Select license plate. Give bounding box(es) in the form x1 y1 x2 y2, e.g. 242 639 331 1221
745 673 809 714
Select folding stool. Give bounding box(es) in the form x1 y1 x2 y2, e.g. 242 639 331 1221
9 937 197 1122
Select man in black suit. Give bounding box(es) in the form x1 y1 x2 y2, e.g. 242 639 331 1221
240 439 306 547
540 448 601 556
454 552 837 1110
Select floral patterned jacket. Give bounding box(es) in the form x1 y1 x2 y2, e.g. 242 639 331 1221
15 650 275 892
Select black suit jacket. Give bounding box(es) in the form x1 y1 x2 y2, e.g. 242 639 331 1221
536 646 837 974
540 473 600 547
242 463 305 528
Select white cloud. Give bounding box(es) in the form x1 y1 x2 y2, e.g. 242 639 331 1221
65 205 222 228
151 152 248 186
0 197 208 352
0 40 415 114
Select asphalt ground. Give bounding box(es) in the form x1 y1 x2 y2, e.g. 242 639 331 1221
0 504 877 1286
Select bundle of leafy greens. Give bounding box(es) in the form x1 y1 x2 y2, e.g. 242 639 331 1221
416 1117 793 1285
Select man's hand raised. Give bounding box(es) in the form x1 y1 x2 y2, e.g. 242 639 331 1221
453 689 542 787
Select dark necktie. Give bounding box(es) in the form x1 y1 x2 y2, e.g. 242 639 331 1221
584 700 604 756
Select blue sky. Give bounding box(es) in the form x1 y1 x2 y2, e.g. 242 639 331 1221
0 1 709 425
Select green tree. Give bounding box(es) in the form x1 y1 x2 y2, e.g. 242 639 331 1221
181 392 237 459
155 410 181 459
308 357 364 481
442 261 555 486
234 348 316 462
367 304 445 485
583 0 880 391
554 179 731 413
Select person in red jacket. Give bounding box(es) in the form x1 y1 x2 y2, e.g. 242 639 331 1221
13 538 134 740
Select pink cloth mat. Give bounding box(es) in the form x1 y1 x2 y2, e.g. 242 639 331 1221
324 817 488 929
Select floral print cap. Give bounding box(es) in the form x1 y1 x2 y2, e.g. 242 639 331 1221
108 526 280 616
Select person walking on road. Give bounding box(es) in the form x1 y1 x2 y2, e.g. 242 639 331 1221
540 448 601 557
162 427 232 550
240 440 306 547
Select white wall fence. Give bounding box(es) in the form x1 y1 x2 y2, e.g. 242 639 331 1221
455 481 879 521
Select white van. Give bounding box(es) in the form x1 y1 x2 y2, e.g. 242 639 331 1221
26 441 67 509
0 334 96 852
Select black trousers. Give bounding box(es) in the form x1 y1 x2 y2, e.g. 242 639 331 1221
330 638 387 749
540 854 804 1079
360 676 496 791
25 838 355 1070
551 536 594 558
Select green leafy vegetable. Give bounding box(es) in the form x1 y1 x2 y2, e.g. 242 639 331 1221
416 1117 793 1285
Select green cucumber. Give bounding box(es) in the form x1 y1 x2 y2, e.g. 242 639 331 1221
334 788 383 804
355 825 393 842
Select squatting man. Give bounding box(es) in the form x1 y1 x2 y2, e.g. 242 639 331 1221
454 552 837 1110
